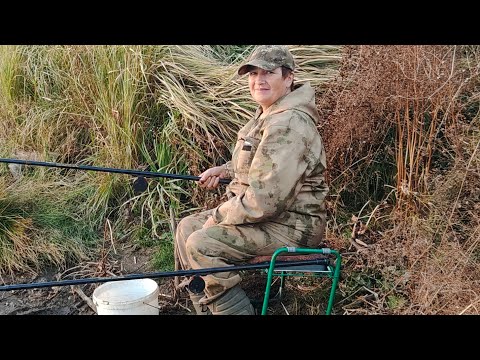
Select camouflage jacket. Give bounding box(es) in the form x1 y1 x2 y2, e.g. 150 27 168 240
212 82 328 232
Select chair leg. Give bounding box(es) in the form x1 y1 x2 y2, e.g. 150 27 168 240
326 262 342 315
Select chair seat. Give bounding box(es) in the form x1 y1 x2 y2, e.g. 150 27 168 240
273 264 328 272
248 253 329 273
248 253 327 264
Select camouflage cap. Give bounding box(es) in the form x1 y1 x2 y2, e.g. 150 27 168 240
237 45 295 76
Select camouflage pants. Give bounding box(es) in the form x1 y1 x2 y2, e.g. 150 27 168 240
175 209 317 302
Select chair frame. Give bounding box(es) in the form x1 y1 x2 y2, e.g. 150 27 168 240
261 247 341 315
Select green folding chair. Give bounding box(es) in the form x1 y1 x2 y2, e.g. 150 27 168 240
260 247 341 315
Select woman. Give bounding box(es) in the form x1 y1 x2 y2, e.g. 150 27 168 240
175 45 328 315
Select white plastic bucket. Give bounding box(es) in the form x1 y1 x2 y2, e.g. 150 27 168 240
92 278 159 315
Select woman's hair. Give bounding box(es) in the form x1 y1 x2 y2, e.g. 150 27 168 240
281 66 295 91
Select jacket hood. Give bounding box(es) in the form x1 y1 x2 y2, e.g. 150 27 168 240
257 82 320 124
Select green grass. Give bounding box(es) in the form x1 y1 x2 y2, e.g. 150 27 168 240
387 295 407 310
31 198 99 249
151 232 175 271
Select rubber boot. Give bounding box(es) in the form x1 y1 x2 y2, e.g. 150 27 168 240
189 292 211 315
207 286 255 315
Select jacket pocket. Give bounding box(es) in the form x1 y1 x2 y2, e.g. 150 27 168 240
236 136 260 174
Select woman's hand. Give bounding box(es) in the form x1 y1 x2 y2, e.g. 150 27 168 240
198 165 227 190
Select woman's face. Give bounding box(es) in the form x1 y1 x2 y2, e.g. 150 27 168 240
248 66 293 111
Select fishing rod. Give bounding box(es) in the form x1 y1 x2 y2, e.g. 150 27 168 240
0 258 330 292
0 158 231 191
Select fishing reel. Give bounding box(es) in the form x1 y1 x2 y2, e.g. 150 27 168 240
133 176 148 194
187 276 205 294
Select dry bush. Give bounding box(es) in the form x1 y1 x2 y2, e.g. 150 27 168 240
319 45 480 314
318 46 466 209
317 46 393 185
409 235 480 315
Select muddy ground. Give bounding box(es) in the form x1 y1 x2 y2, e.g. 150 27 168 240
0 245 331 316
0 246 182 315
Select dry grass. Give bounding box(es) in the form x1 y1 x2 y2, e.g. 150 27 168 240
1 45 479 315
321 45 480 314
